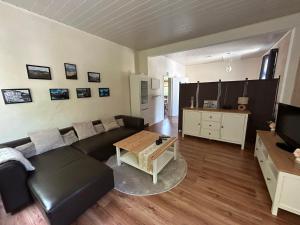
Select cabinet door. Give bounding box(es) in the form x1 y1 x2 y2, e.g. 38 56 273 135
183 110 201 136
220 113 245 143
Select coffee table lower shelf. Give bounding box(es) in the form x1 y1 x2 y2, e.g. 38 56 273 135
119 150 175 184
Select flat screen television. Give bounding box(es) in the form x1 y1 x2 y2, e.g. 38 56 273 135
276 103 300 152
259 48 278 80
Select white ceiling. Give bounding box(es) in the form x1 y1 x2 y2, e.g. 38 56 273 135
2 0 300 50
165 31 287 65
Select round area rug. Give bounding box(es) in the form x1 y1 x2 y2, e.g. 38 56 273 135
106 153 187 196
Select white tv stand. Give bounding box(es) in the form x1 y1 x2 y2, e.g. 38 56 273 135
255 131 300 216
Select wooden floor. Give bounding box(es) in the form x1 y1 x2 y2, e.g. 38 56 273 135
1 117 300 225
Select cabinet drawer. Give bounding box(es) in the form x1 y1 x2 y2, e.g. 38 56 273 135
202 112 221 122
201 128 220 139
202 121 221 130
264 162 277 201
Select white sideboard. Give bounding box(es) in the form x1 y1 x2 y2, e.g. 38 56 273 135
182 108 250 149
255 131 300 216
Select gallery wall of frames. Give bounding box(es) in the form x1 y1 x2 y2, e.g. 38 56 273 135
1 63 110 104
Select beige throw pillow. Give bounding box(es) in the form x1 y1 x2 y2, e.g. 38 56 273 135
102 117 120 132
29 128 65 155
73 121 97 140
94 124 105 134
62 130 78 145
116 118 125 127
15 142 37 158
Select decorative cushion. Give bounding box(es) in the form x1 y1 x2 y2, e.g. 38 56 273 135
15 142 36 158
94 124 105 134
101 117 120 132
73 121 97 140
116 118 125 127
62 130 78 145
0 147 35 171
29 128 65 155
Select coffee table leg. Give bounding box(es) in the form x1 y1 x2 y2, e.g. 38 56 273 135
116 147 121 166
153 159 158 184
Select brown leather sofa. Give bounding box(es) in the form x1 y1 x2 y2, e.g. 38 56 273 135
0 115 144 225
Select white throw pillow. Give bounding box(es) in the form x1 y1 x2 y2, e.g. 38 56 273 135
29 128 65 155
94 124 105 134
62 130 78 145
73 121 97 140
0 147 35 171
116 118 125 127
102 117 120 132
15 142 36 158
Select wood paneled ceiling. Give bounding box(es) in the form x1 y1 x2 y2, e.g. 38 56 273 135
3 0 300 50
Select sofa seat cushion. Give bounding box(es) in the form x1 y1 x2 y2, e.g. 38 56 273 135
28 146 114 225
72 127 137 160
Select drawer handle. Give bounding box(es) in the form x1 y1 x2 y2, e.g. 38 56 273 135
198 123 201 126
209 124 212 127
267 177 271 181
221 126 224 129
260 160 264 163
209 132 211 135
209 116 212 119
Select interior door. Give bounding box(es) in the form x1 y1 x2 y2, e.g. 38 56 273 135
220 113 245 143
183 110 201 136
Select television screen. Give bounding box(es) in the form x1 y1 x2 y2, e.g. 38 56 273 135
259 48 278 80
276 103 300 152
259 55 269 80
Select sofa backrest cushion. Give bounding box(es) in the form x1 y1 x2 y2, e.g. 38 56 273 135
29 128 65 155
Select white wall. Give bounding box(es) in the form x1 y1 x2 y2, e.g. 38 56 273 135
147 56 185 125
0 3 135 142
186 57 261 83
136 13 300 105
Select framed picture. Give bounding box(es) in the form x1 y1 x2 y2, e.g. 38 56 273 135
49 89 69 100
76 88 91 98
1 89 32 104
26 64 51 80
88 72 100 83
64 63 77 80
99 88 110 97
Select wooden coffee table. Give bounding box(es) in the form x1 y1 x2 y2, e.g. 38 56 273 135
113 131 177 184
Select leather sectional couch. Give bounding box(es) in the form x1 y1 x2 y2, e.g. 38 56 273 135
0 115 144 225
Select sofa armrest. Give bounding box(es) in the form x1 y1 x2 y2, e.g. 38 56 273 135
116 115 144 131
0 161 32 213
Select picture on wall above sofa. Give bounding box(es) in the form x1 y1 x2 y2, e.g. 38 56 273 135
99 88 110 97
88 72 100 83
64 63 77 80
49 88 69 100
1 88 32 104
26 64 51 80
76 88 91 98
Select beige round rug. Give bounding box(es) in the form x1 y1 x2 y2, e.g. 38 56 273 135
106 153 187 196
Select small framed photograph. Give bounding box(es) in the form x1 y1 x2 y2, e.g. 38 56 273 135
1 89 32 104
26 64 51 80
49 89 69 100
88 72 100 83
64 63 77 80
99 88 110 97
76 88 91 98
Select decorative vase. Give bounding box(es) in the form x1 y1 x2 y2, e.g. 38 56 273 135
190 96 194 109
217 79 222 109
195 81 199 108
